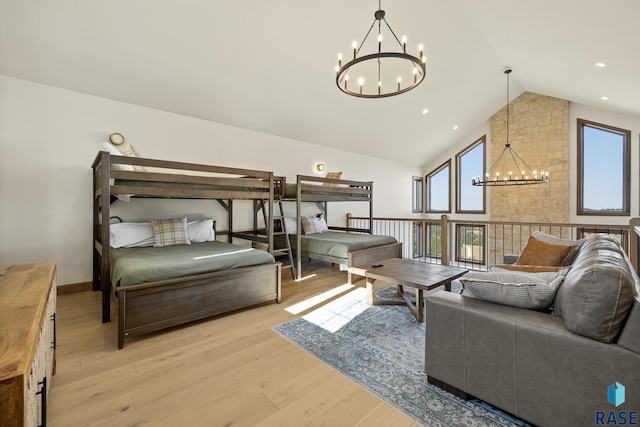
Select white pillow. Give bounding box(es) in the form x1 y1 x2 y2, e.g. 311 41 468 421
317 216 329 232
283 217 297 234
110 222 155 248
187 219 216 242
100 141 135 172
301 215 327 234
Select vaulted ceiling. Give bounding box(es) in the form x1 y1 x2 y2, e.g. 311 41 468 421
1 0 638 168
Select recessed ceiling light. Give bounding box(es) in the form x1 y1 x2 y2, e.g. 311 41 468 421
600 96 609 100
422 109 429 115
595 62 606 68
453 125 459 130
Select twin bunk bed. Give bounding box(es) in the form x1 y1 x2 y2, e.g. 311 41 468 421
92 151 282 348
283 175 402 281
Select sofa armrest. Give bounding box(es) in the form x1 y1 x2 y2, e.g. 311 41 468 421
425 291 561 416
425 291 640 427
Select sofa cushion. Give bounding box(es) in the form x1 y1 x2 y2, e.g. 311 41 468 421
516 235 575 267
460 270 567 310
554 234 636 343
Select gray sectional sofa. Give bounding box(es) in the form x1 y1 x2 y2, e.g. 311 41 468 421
425 233 640 427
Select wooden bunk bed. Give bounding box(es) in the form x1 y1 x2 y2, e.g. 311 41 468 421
92 151 282 348
284 174 402 281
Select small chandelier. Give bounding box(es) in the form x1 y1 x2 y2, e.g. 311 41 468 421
335 1 426 98
472 68 549 186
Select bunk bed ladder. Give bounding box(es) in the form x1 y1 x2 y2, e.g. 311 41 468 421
261 199 295 279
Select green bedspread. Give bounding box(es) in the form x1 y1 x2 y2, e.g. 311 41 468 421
110 241 275 287
290 231 397 259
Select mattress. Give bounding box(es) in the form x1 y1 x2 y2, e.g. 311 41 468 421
290 231 397 259
110 241 275 287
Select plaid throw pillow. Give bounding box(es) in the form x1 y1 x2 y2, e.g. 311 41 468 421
151 218 191 247
120 143 146 172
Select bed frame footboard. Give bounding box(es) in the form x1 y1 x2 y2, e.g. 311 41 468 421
115 263 281 349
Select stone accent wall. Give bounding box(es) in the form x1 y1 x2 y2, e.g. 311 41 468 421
488 92 569 262
489 92 569 223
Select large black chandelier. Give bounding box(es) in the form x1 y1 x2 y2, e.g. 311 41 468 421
335 1 426 98
472 68 549 186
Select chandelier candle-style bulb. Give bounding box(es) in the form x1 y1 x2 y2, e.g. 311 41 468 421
419 44 423 60
358 77 364 94
397 76 402 91
335 2 426 98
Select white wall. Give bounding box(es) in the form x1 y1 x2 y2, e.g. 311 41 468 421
0 75 420 285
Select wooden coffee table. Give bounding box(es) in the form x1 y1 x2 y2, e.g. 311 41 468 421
348 258 468 322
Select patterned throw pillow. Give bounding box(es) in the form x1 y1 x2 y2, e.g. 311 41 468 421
120 143 146 172
323 171 342 187
461 269 568 310
300 216 324 234
151 218 191 247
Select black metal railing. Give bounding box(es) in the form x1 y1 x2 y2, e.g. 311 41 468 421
347 214 637 271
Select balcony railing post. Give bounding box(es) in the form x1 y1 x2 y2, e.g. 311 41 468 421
346 212 352 229
440 214 449 266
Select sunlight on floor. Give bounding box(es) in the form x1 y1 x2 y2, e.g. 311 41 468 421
285 283 354 315
301 287 369 332
294 274 317 282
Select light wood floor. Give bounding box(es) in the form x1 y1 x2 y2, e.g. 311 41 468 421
48 261 420 427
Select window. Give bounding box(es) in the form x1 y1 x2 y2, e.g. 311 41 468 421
426 224 442 259
426 160 450 213
455 224 485 265
577 119 630 216
412 176 423 213
456 136 486 213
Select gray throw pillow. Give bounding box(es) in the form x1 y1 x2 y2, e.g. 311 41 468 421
461 269 568 310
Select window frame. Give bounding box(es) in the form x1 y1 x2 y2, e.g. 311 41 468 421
455 136 486 214
454 223 486 265
425 160 451 213
577 119 630 216
412 176 424 213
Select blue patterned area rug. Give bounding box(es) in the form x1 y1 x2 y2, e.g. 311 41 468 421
273 287 530 427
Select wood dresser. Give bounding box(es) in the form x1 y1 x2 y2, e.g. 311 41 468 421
0 263 56 427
